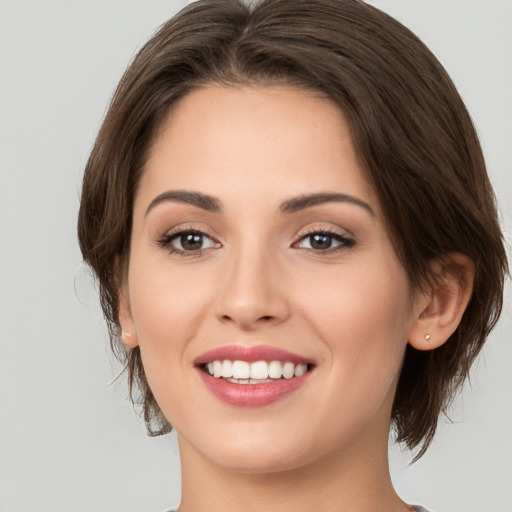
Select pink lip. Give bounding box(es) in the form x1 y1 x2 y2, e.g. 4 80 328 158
194 345 314 407
197 370 312 407
194 344 313 365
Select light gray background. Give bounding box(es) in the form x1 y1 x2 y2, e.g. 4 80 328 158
0 1 510 511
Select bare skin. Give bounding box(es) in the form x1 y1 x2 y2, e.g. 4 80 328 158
120 85 473 512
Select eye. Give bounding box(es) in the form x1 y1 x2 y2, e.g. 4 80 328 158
158 229 219 255
295 230 354 252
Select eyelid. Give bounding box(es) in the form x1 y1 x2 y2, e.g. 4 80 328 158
292 225 355 252
294 224 352 240
154 223 354 256
156 222 220 242
156 224 221 256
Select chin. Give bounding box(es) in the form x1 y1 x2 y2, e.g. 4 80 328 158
213 446 312 475
175 418 318 474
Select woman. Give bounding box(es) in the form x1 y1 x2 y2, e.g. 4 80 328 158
78 1 507 511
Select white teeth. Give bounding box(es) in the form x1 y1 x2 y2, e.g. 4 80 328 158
250 360 269 379
268 360 282 379
227 378 274 384
232 360 250 379
294 363 307 377
282 362 295 379
221 360 233 378
213 360 222 378
205 360 310 380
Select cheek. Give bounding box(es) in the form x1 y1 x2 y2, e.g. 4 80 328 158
305 252 411 328
128 258 215 346
127 262 212 417
299 254 413 377
295 264 412 439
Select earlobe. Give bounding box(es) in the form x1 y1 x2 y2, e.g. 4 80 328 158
119 288 139 349
408 253 474 351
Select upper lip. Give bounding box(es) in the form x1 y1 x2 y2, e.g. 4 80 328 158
194 345 314 366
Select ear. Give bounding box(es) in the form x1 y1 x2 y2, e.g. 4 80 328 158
119 284 139 349
408 253 474 351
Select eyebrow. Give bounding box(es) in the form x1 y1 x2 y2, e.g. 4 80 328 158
280 192 375 216
145 190 222 216
145 190 375 217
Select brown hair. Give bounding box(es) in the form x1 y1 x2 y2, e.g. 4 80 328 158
77 0 508 458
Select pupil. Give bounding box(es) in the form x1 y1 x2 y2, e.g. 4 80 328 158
311 234 332 249
181 233 202 250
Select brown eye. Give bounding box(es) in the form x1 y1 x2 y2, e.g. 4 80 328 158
179 233 204 251
296 231 353 252
309 234 334 250
159 229 219 254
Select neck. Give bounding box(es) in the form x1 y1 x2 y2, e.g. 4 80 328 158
177 429 409 512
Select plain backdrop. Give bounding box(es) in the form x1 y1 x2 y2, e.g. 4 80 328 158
0 1 510 511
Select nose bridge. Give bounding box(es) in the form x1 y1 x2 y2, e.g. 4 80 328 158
215 233 289 329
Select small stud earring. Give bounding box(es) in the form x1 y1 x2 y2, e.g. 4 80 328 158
425 334 431 341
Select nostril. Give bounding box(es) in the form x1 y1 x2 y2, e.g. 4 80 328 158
216 295 290 328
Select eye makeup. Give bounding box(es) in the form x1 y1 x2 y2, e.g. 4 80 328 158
293 226 355 254
156 225 221 257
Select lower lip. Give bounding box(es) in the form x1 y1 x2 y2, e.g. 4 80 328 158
197 370 311 407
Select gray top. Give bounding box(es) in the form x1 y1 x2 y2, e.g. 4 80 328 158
167 506 431 511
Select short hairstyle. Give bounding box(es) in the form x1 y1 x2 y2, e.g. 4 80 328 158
77 0 508 458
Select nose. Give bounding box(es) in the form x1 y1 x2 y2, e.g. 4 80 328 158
215 243 291 331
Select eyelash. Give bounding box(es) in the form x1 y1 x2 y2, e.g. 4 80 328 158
157 227 219 257
293 227 355 254
157 227 354 257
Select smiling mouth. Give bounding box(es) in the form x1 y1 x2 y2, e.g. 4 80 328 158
202 360 314 384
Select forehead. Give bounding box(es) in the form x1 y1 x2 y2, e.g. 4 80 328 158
137 85 377 215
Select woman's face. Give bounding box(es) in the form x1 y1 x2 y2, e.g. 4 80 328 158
123 85 426 473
